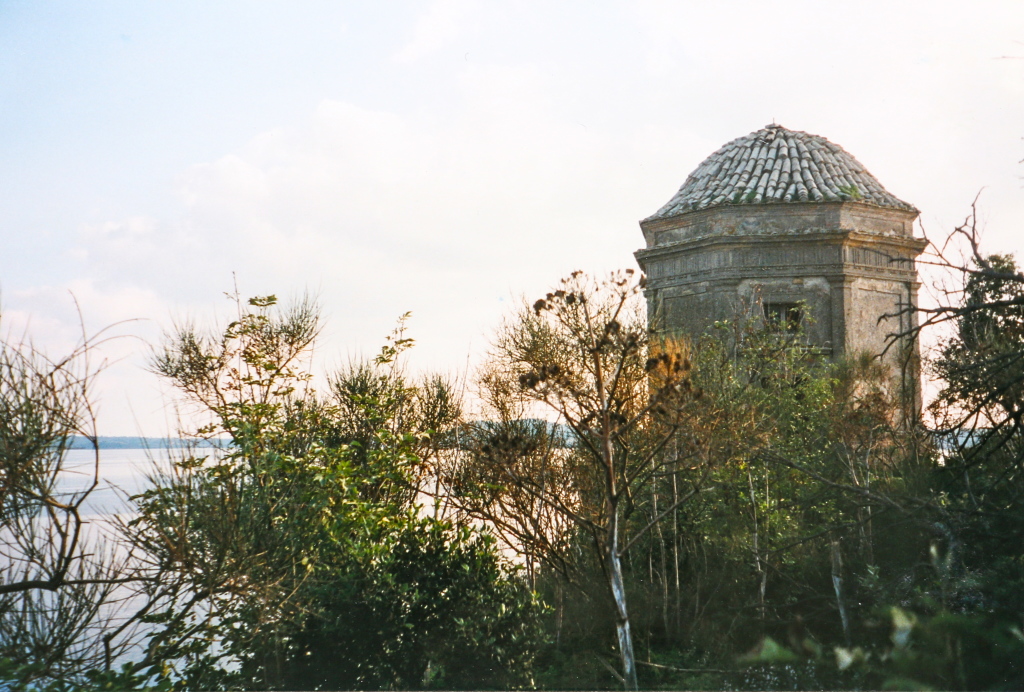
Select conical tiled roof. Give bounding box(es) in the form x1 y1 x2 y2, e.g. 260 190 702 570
646 125 916 221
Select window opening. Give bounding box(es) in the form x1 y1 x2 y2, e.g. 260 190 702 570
764 302 803 333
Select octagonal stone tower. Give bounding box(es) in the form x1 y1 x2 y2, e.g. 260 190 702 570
635 124 926 398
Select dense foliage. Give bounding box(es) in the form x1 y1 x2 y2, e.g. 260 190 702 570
126 295 544 691
441 270 704 689
5 249 1024 690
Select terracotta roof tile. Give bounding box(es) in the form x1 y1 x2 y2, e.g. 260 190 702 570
647 125 916 221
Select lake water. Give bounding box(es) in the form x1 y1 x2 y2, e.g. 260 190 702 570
5 449 184 670
60 447 194 518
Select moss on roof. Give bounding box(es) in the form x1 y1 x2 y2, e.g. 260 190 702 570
646 124 916 221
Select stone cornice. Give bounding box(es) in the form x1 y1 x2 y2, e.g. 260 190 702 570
635 228 927 264
641 199 918 234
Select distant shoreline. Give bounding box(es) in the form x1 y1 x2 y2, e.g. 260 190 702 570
68 436 223 450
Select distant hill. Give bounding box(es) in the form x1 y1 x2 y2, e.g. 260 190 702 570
68 420 575 451
68 436 222 450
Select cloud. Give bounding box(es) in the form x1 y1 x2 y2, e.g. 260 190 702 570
10 0 1024 435
64 61 695 419
393 0 477 64
161 89 627 349
1 279 170 437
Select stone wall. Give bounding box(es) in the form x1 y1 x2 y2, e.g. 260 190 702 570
636 202 925 380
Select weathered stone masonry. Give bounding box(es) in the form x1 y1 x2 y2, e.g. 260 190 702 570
635 124 926 403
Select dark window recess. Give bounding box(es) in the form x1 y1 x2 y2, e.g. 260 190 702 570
764 302 802 333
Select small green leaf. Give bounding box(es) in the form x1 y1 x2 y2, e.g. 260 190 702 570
738 636 799 664
891 607 916 648
834 646 867 671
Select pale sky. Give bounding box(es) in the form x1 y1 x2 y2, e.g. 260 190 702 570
2 1 1022 435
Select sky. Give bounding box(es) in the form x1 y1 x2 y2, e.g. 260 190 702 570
1 1 1022 436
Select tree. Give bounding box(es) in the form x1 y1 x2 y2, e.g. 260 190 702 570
926 242 1024 682
0 316 142 688
448 270 706 690
122 293 542 690
727 210 1024 690
924 205 1024 437
909 209 1024 637
933 252 1024 430
650 313 907 665
284 520 544 691
323 313 462 508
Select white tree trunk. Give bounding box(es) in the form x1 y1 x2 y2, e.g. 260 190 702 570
608 513 639 690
